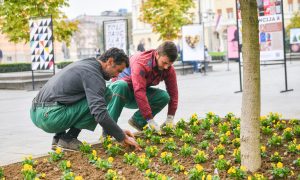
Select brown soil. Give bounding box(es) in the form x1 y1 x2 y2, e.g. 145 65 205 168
2 116 300 180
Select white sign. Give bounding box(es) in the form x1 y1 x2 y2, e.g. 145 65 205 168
290 28 300 53
104 20 127 53
182 24 204 61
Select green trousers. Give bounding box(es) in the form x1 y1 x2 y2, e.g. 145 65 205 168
30 99 97 133
106 80 170 128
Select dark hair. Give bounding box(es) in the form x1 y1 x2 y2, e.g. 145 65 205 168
157 41 178 62
97 48 129 67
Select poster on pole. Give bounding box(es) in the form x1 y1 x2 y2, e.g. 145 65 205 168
29 17 54 70
290 28 300 53
236 0 284 61
227 26 239 59
103 20 128 54
182 24 204 61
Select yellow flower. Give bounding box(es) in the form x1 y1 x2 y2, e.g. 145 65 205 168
206 175 212 180
55 147 62 154
291 170 294 176
225 131 231 136
260 146 266 152
195 164 203 172
108 157 114 163
66 161 71 168
202 175 205 180
240 165 247 172
145 169 151 174
296 144 300 151
42 158 48 163
41 173 46 178
107 144 112 149
274 152 279 156
34 178 40 180
184 171 188 175
218 155 224 159
161 152 167 158
92 150 97 157
248 176 252 180
70 172 74 177
161 175 167 180
276 162 283 168
22 164 33 171
75 176 83 180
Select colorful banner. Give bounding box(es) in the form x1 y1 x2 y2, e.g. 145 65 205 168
227 26 239 59
237 0 284 61
290 28 300 53
103 20 128 54
29 17 54 70
182 24 205 61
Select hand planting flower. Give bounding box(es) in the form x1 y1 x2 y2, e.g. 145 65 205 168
199 140 209 150
213 144 226 155
271 162 290 178
79 141 92 154
194 150 208 163
160 152 173 164
95 157 113 170
172 160 185 173
227 166 247 179
105 144 122 157
188 164 206 180
145 145 159 158
270 152 282 163
48 147 64 162
214 155 230 171
163 138 177 151
180 143 194 157
268 133 283 147
181 133 195 144
135 154 151 171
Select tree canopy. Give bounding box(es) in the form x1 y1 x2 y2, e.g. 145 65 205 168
0 0 78 46
139 0 195 40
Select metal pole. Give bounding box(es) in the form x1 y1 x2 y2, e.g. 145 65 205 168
235 0 242 93
31 70 35 90
280 0 293 93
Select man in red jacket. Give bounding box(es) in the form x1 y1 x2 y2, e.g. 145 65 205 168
105 41 178 132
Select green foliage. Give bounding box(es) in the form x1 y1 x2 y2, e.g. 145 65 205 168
139 0 195 40
0 63 31 73
123 152 138 165
79 141 92 154
0 0 78 45
286 12 300 38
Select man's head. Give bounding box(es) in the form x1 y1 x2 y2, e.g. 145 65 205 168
97 48 129 78
156 41 178 70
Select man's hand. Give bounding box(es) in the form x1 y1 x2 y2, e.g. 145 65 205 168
123 129 135 139
147 119 161 133
160 115 174 128
123 134 142 151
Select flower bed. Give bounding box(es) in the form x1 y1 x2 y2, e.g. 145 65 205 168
1 112 300 179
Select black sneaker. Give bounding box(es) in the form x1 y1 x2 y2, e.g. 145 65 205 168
51 137 59 150
57 137 82 152
128 118 143 131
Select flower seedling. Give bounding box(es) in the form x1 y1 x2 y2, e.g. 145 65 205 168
188 164 206 180
199 140 209 150
105 169 122 180
227 166 247 179
160 152 173 165
232 148 241 163
203 129 215 140
271 162 290 179
213 144 226 155
95 157 113 171
172 160 185 173
164 138 177 151
48 147 64 162
105 144 122 157
79 141 92 154
180 143 194 157
282 127 293 141
270 152 282 163
88 150 98 164
214 155 230 171
174 127 185 138
145 146 159 158
135 154 151 171
123 152 138 165
260 145 267 158
194 150 208 163
181 133 195 144
21 164 37 180
59 160 72 173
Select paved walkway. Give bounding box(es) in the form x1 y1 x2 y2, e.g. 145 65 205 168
1 61 300 165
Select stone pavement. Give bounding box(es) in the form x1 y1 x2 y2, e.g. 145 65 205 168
1 61 300 166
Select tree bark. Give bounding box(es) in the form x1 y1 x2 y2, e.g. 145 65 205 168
240 0 261 171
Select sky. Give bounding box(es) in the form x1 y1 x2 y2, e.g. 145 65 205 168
62 0 132 19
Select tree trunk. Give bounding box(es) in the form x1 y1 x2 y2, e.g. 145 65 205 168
240 0 261 171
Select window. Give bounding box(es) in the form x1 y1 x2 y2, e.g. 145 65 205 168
288 0 294 12
226 8 234 19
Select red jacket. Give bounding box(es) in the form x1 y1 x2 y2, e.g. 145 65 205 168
113 50 178 120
